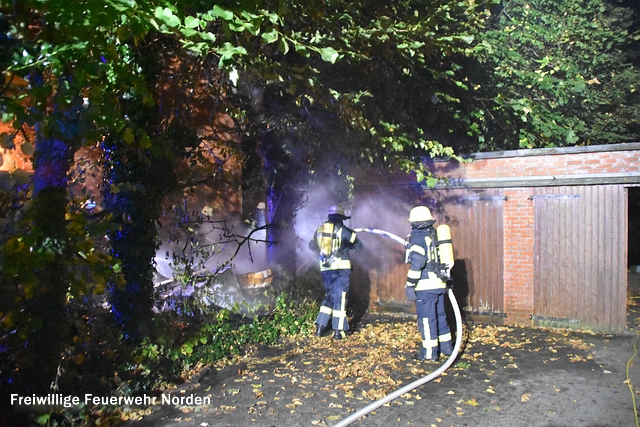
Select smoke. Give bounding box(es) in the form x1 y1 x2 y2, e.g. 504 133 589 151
294 178 413 274
153 175 417 283
350 188 412 272
293 178 346 270
154 215 271 282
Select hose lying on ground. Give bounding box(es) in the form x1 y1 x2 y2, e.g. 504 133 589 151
627 321 639 427
333 228 465 427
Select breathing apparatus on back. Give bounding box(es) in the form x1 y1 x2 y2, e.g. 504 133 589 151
407 206 454 281
317 205 349 267
318 222 339 267
333 205 462 427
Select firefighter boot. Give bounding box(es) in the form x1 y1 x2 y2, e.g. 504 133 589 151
413 349 438 363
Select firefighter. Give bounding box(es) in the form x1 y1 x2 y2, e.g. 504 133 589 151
405 206 454 362
308 205 363 339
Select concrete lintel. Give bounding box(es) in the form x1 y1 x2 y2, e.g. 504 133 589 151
435 172 640 189
462 142 640 161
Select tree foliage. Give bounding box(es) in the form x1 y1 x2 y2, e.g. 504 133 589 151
219 0 490 186
472 0 640 150
0 0 359 393
0 0 639 410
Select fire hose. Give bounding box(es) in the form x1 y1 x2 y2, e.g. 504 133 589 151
331 228 464 427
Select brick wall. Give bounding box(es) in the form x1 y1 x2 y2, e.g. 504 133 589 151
463 153 638 177
352 144 639 328
0 122 33 172
430 143 640 326
433 145 640 180
502 189 535 324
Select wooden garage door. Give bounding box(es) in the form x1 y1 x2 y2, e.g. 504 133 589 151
437 190 505 317
350 187 505 316
532 185 627 332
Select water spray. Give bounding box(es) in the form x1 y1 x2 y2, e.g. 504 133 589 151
333 228 464 427
352 227 407 247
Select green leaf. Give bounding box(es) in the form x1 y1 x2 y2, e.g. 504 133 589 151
212 5 234 21
319 47 339 64
228 21 246 32
279 39 289 55
184 16 200 29
34 414 51 424
20 140 34 156
566 130 579 144
261 30 279 44
11 168 29 185
159 8 181 28
1 134 15 149
200 32 216 42
148 18 160 31
139 133 151 149
122 128 135 144
460 35 475 44
107 0 136 11
263 10 282 25
180 28 197 38
217 43 248 66
4 236 25 256
454 81 468 90
295 44 309 57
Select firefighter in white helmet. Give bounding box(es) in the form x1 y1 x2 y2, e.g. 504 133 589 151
308 205 363 339
405 205 454 362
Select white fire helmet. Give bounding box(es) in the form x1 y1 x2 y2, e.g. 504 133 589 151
409 206 433 223
328 205 347 217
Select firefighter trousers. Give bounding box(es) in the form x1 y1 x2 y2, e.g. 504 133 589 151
316 269 350 331
415 289 453 360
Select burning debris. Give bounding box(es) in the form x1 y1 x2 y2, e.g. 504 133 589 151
153 268 275 317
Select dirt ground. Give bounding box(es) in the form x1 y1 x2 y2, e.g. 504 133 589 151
120 273 640 427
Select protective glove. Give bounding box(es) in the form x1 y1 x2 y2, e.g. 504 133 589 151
438 264 451 281
405 286 417 302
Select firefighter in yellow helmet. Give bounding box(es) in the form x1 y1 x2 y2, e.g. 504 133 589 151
405 206 454 362
308 205 363 339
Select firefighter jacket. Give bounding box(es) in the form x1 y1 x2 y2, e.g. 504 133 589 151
309 219 363 271
405 226 447 291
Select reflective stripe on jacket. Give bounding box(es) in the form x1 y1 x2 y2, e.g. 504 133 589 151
405 227 446 291
309 220 362 271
